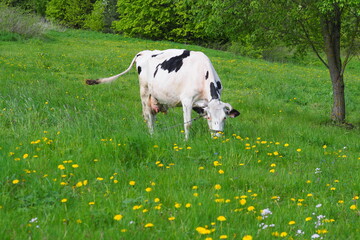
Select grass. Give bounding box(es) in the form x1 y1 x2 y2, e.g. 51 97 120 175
1 29 360 239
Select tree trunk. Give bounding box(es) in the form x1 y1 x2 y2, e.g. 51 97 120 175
322 4 346 123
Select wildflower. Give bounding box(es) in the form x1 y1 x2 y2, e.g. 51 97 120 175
280 232 288 237
338 200 344 204
185 203 192 208
58 165 65 170
305 217 312 221
213 161 222 167
260 208 272 219
192 185 198 190
242 235 253 240
220 235 228 239
23 154 29 159
269 169 275 173
311 234 321 239
217 216 226 221
76 181 83 187
240 199 247 205
316 204 322 208
96 177 104 181
296 148 302 152
168 216 175 221
218 169 224 174
214 184 221 190
88 202 95 205
72 164 79 168
196 226 211 234
12 179 20 184
174 202 181 208
247 206 255 211
145 187 152 192
144 223 154 228
289 221 296 225
61 198 68 203
315 168 322 174
350 205 357 210
114 214 123 221
129 181 136 186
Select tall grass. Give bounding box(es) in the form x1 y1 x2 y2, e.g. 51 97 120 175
0 4 59 40
1 29 360 239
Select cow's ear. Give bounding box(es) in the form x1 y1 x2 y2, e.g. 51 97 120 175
192 107 205 115
227 109 240 118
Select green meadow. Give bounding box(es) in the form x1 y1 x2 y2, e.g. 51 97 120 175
1 30 360 239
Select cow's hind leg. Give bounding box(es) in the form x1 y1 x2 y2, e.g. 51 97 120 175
140 86 156 135
182 99 193 140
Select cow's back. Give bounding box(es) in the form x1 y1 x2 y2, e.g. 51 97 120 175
136 49 218 106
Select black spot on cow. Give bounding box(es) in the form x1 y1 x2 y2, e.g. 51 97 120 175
193 107 205 115
159 50 190 74
216 81 222 90
137 66 142 75
154 64 160 78
205 71 209 80
210 82 220 99
152 53 163 58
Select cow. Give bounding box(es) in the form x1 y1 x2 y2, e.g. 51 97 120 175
86 49 240 140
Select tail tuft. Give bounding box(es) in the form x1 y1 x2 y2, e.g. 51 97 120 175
86 79 99 85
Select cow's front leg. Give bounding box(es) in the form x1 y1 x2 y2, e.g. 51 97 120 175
182 99 193 140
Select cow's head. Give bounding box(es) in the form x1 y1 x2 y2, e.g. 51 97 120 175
202 100 240 134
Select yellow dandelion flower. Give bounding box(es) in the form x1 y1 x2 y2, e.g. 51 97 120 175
72 164 79 168
76 181 83 187
193 193 199 197
185 203 192 208
218 169 225 174
114 214 123 221
247 206 255 211
338 200 344 204
145 187 152 192
242 235 253 240
23 154 29 159
192 185 198 190
296 148 302 152
144 223 154 228
350 205 357 210
196 227 211 234
220 235 228 239
129 181 136 186
217 216 226 221
269 169 275 173
305 217 312 221
61 198 68 203
88 201 95 205
175 202 181 208
58 164 65 170
168 216 175 221
288 221 296 225
213 161 222 166
280 232 288 237
96 177 104 181
12 179 20 184
240 199 247 205
214 184 221 190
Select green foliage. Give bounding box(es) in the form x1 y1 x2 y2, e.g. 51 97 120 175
46 0 95 28
112 0 208 43
1 0 51 15
1 29 360 239
84 0 105 31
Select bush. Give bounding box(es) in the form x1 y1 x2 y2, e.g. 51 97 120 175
0 3 50 39
84 0 105 31
46 0 95 28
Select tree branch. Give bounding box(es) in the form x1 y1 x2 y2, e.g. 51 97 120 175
298 20 329 68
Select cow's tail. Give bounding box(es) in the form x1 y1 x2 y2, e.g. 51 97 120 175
85 54 138 85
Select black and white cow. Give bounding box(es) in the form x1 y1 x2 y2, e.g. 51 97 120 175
86 49 240 139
